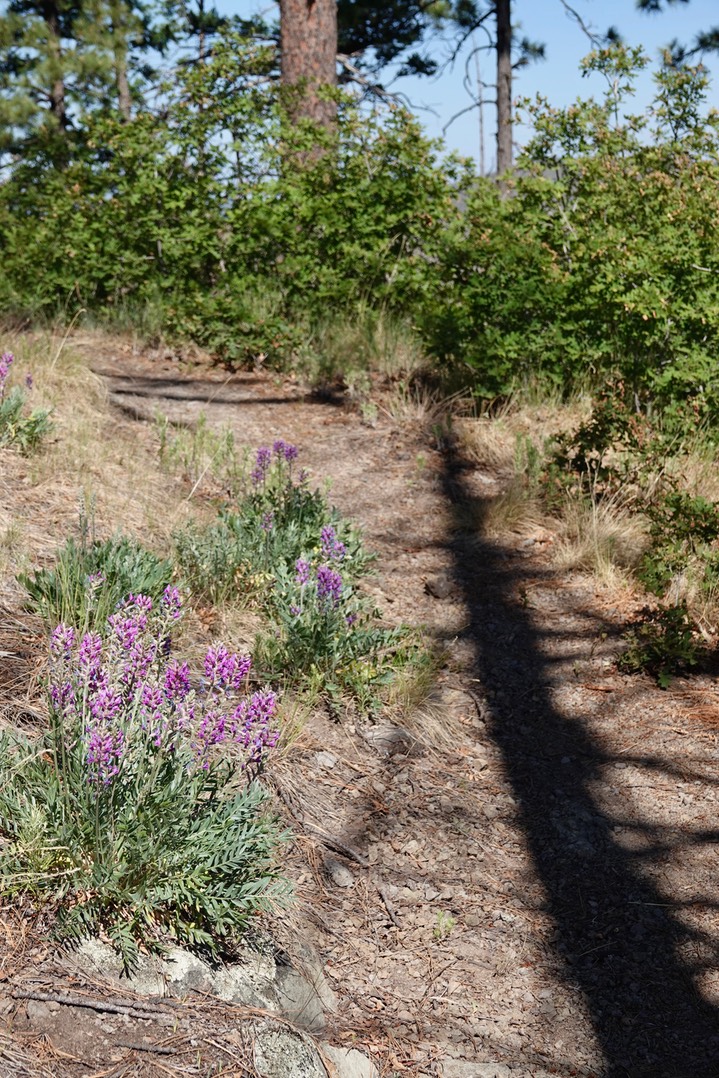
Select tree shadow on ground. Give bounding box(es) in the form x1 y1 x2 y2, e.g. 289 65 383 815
441 450 719 1078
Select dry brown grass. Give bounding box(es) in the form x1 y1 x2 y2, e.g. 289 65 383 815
0 329 201 585
552 493 649 585
451 393 592 475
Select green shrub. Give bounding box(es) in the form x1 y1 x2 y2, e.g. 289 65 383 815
639 491 719 597
619 603 701 687
0 592 286 970
19 531 175 632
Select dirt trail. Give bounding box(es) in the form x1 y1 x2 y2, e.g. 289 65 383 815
5 346 719 1077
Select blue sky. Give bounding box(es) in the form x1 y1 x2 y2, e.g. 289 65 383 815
223 0 719 169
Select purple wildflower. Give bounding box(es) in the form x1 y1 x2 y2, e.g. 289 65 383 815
345 612 357 627
90 686 123 724
86 724 124 785
124 594 153 613
261 511 274 533
316 564 343 611
251 445 272 486
289 604 301 617
164 659 191 702
0 352 13 396
320 524 346 562
49 679 76 718
86 571 106 589
108 612 147 651
273 439 298 463
78 632 106 690
295 557 310 586
204 644 251 690
233 689 280 764
161 585 183 620
50 624 76 657
121 637 157 685
25 372 33 390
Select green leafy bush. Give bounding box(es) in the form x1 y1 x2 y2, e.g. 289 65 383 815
0 592 286 970
20 531 175 632
639 491 719 597
619 603 701 687
427 48 719 411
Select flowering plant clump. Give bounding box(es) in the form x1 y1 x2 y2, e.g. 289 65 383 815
0 588 286 970
0 349 52 453
174 440 371 606
256 534 408 715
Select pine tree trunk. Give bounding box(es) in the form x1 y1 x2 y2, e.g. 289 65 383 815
496 0 512 174
45 3 67 128
109 2 131 120
279 0 337 128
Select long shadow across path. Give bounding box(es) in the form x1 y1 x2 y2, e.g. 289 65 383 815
442 449 719 1077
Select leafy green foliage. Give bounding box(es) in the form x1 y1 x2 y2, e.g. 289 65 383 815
174 445 371 607
20 532 174 632
427 48 719 411
618 603 701 687
0 597 286 970
0 387 53 454
639 491 719 596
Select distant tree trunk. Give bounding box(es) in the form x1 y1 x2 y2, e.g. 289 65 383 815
110 2 132 120
280 0 337 128
496 0 512 174
45 2 67 128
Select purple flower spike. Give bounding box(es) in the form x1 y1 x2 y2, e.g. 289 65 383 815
161 585 183 620
86 724 124 785
0 352 14 394
316 564 343 610
251 446 272 486
295 557 310 586
25 373 33 390
261 511 274 533
50 624 76 657
164 659 191 702
273 439 298 463
320 524 346 562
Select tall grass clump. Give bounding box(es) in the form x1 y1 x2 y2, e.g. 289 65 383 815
19 520 175 633
0 588 286 970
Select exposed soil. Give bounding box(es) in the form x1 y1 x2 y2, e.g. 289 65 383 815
2 341 719 1077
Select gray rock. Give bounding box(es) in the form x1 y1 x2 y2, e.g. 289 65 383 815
362 721 417 757
441 1065 511 1078
322 1044 379 1078
73 936 336 1033
325 857 355 888
425 573 454 599
252 1023 326 1078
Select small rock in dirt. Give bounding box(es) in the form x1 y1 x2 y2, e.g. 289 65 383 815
315 751 338 770
363 722 418 757
322 1044 379 1078
425 573 454 599
252 1022 326 1078
325 857 355 888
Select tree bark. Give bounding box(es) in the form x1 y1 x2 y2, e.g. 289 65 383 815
495 0 512 174
280 0 337 128
44 2 67 128
110 2 132 120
